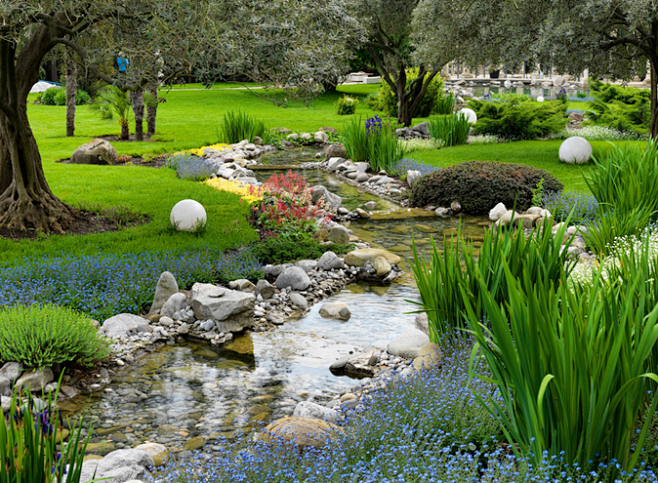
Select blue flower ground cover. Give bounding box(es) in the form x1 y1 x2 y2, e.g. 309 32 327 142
167 154 218 181
0 248 261 320
153 340 658 482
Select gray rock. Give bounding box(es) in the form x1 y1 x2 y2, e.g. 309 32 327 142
317 251 344 271
289 292 309 310
160 293 188 318
188 283 255 331
263 263 293 277
149 271 179 314
412 121 430 137
276 267 311 291
101 314 150 340
326 156 346 171
314 131 329 143
70 139 118 165
329 356 349 370
319 301 351 321
450 201 462 213
355 173 369 183
435 207 450 217
415 313 429 336
15 368 54 392
310 185 342 210
228 279 256 293
200 320 216 331
301 132 312 142
387 329 430 359
325 144 347 160
0 376 10 396
79 449 154 483
406 170 422 187
326 225 351 244
295 260 317 273
0 395 10 411
489 202 507 222
293 401 339 422
256 279 276 299
0 362 23 384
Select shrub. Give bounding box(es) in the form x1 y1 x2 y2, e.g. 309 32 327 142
468 99 567 140
398 137 443 153
559 125 645 141
409 161 563 214
220 110 266 143
342 116 408 172
335 94 358 115
585 80 651 135
0 304 111 368
166 154 217 181
428 113 470 147
378 68 444 118
40 87 60 105
0 248 262 320
542 190 599 224
253 235 350 265
467 134 500 145
364 91 381 110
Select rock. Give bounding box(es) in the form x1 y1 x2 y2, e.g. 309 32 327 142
293 401 339 423
355 208 370 219
356 173 369 183
183 436 206 451
526 206 543 216
0 362 23 384
450 201 462 213
344 249 401 267
228 279 256 293
372 256 392 276
275 267 311 291
412 121 430 137
326 156 346 171
321 126 338 134
489 202 507 222
101 314 150 340
15 368 54 392
0 377 10 396
160 293 188 318
319 301 351 321
70 139 118 165
497 210 522 227
415 313 429 336
149 271 179 314
559 136 592 165
406 170 422 187
189 283 255 331
329 356 349 371
521 214 541 228
1 395 11 411
261 417 339 449
287 133 299 140
326 225 351 244
435 207 450 217
310 185 342 210
412 342 443 370
314 131 329 143
330 347 379 377
256 279 276 299
387 329 430 359
316 251 344 271
78 449 154 483
289 292 309 310
295 260 318 272
301 132 312 142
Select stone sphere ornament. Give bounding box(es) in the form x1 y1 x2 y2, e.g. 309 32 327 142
504 80 512 89
457 108 477 124
170 199 207 232
537 96 545 103
559 136 593 165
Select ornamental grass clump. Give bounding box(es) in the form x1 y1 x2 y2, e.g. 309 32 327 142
1 388 91 483
463 245 658 474
342 116 408 172
0 304 111 369
428 113 470 147
219 110 266 143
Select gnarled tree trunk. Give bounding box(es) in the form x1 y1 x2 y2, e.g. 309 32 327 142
650 60 658 139
130 89 144 141
65 59 77 137
146 86 158 137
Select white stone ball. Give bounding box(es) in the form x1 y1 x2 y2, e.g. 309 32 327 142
504 80 512 89
559 136 592 165
170 199 207 231
537 96 544 103
457 108 477 124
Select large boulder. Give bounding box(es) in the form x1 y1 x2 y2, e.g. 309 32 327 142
310 185 342 211
316 251 344 271
149 271 179 314
275 266 311 291
387 328 430 359
78 449 154 483
0 362 23 384
15 368 54 392
133 443 169 467
101 314 150 340
325 144 347 160
293 401 339 423
260 417 340 449
70 139 118 165
160 293 188 318
326 225 350 244
188 283 255 332
319 301 351 321
344 249 401 267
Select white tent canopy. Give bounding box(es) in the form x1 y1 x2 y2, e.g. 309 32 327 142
30 81 61 94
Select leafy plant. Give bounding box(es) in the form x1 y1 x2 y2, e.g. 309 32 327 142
219 110 266 143
0 304 111 368
378 68 444 118
428 113 470 147
166 154 217 181
464 246 658 473
1 386 92 483
342 116 408 172
434 91 456 115
531 177 544 206
541 190 599 223
409 161 563 214
335 94 358 115
40 88 91 106
90 85 133 140
253 234 349 264
468 99 567 140
585 80 651 135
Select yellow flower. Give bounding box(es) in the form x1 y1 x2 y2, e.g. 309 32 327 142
204 178 264 204
174 143 231 157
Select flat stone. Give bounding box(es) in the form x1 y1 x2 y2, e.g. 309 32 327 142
344 249 401 267
101 314 150 340
260 417 340 449
15 368 54 392
289 292 309 310
387 329 430 359
293 401 339 423
319 301 351 321
189 283 255 331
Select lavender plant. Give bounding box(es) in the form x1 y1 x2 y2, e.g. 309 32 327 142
166 154 217 181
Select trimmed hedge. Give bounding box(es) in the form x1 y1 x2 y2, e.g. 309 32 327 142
409 161 563 214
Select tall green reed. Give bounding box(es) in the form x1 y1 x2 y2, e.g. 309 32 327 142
428 113 470 147
463 244 658 474
219 110 266 143
342 116 408 171
434 91 456 115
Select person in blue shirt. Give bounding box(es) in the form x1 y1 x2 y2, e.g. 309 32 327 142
117 53 129 73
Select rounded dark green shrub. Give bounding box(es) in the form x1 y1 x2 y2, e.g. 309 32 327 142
0 304 111 369
40 87 60 105
409 161 564 214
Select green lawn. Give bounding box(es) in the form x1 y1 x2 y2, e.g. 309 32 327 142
5 83 627 264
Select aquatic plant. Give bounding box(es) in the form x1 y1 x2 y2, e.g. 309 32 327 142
342 116 408 172
428 113 470 147
219 110 266 143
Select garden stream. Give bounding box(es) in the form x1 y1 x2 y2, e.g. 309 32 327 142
63 148 488 454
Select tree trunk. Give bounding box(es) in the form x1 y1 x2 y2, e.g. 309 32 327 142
146 86 158 137
120 120 130 141
0 106 78 234
130 89 144 141
65 60 77 137
650 60 658 139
